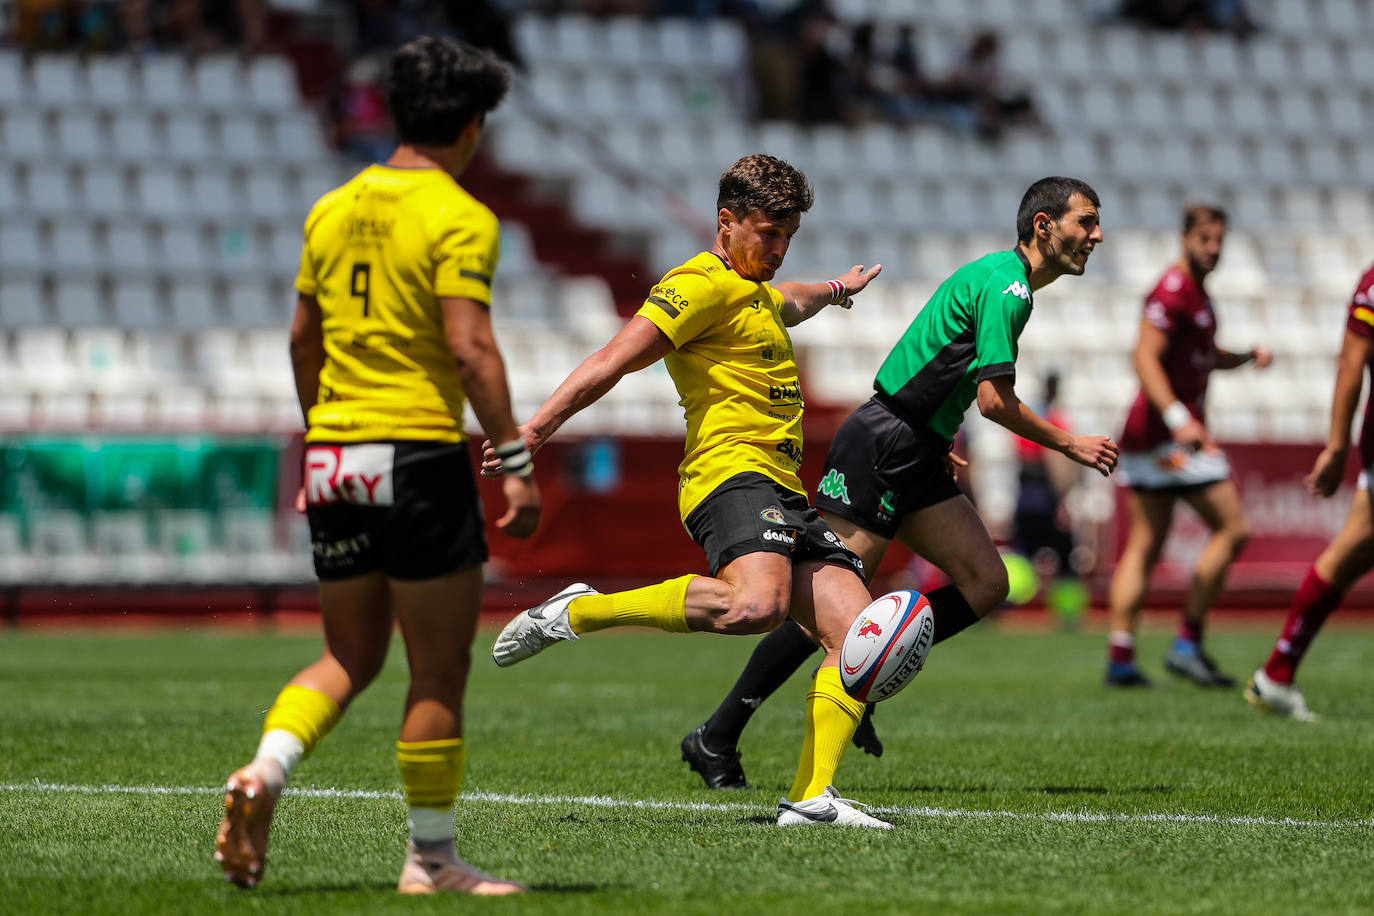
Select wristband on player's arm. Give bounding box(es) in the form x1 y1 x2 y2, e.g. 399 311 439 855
495 440 534 478
1161 401 1192 432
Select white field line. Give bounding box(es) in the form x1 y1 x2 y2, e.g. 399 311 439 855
3 781 1372 831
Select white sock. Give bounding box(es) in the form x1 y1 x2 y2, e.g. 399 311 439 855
252 729 304 793
409 807 455 851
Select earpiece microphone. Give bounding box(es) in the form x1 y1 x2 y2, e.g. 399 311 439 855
1042 220 1084 257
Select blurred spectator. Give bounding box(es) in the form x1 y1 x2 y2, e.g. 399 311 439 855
1120 0 1258 36
13 0 268 53
796 13 845 124
934 30 1041 140
738 0 832 121
333 54 393 163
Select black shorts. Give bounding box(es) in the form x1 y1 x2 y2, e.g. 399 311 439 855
684 472 864 579
303 440 487 581
813 396 962 540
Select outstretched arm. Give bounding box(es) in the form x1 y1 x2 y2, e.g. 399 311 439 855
775 263 883 326
483 316 675 475
1216 345 1271 370
977 376 1119 477
1307 329 1371 497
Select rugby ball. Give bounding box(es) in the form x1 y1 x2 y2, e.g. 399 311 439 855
839 589 935 702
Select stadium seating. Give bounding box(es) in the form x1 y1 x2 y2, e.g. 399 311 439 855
3 4 1372 583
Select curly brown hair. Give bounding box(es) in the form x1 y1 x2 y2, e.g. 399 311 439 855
716 154 814 221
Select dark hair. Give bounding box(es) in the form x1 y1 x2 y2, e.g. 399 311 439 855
1016 176 1101 242
717 154 815 221
387 36 511 146
1182 204 1227 233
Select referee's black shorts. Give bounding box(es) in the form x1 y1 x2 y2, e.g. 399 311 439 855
812 396 962 540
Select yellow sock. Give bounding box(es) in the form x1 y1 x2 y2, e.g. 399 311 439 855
567 574 695 634
786 666 864 802
397 737 465 809
261 684 341 753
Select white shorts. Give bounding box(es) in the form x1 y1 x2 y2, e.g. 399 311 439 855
1116 443 1231 491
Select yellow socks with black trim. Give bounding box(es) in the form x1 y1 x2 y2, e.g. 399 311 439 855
567 574 696 634
254 684 342 792
785 666 864 803
397 738 465 849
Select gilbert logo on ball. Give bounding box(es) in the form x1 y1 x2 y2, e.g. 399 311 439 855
839 589 935 702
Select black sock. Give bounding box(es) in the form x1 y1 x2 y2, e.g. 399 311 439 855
701 619 820 750
929 584 981 645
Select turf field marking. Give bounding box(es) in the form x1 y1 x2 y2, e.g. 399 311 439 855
5 781 1372 830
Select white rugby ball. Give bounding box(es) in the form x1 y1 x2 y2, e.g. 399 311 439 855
839 589 935 702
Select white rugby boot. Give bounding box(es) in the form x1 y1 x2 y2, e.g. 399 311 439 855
1245 668 1320 722
777 786 893 829
492 582 597 667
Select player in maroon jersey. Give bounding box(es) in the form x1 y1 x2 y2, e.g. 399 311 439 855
1105 205 1271 687
1246 261 1374 720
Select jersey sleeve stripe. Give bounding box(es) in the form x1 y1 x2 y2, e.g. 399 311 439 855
647 295 680 318
976 362 1016 382
1353 305 1374 327
459 269 491 286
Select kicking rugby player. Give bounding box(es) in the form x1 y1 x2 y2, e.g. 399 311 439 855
1105 205 1271 688
485 154 894 828
215 37 541 895
680 176 1119 789
1246 259 1374 721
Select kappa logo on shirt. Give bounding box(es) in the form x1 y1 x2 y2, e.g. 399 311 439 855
1001 280 1031 301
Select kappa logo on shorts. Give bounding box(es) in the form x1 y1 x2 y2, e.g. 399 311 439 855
306 444 396 506
760 507 785 524
817 469 852 506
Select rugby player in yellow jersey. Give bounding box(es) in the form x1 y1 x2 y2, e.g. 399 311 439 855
215 37 540 895
485 154 893 828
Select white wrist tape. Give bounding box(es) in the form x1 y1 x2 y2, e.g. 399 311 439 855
1162 401 1191 432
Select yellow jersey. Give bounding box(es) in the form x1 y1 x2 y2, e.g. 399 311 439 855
637 251 805 521
295 164 500 443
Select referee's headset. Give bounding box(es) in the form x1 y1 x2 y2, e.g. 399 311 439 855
1041 219 1086 257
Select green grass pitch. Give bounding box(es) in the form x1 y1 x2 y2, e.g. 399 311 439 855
3 617 1373 915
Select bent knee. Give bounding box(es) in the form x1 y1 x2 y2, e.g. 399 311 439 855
946 557 1009 615
1230 526 1252 552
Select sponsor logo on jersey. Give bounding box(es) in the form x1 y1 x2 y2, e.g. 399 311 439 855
760 506 786 524
1143 299 1170 329
769 382 802 401
817 469 851 505
306 443 396 506
1001 280 1031 301
647 285 689 318
775 439 802 466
